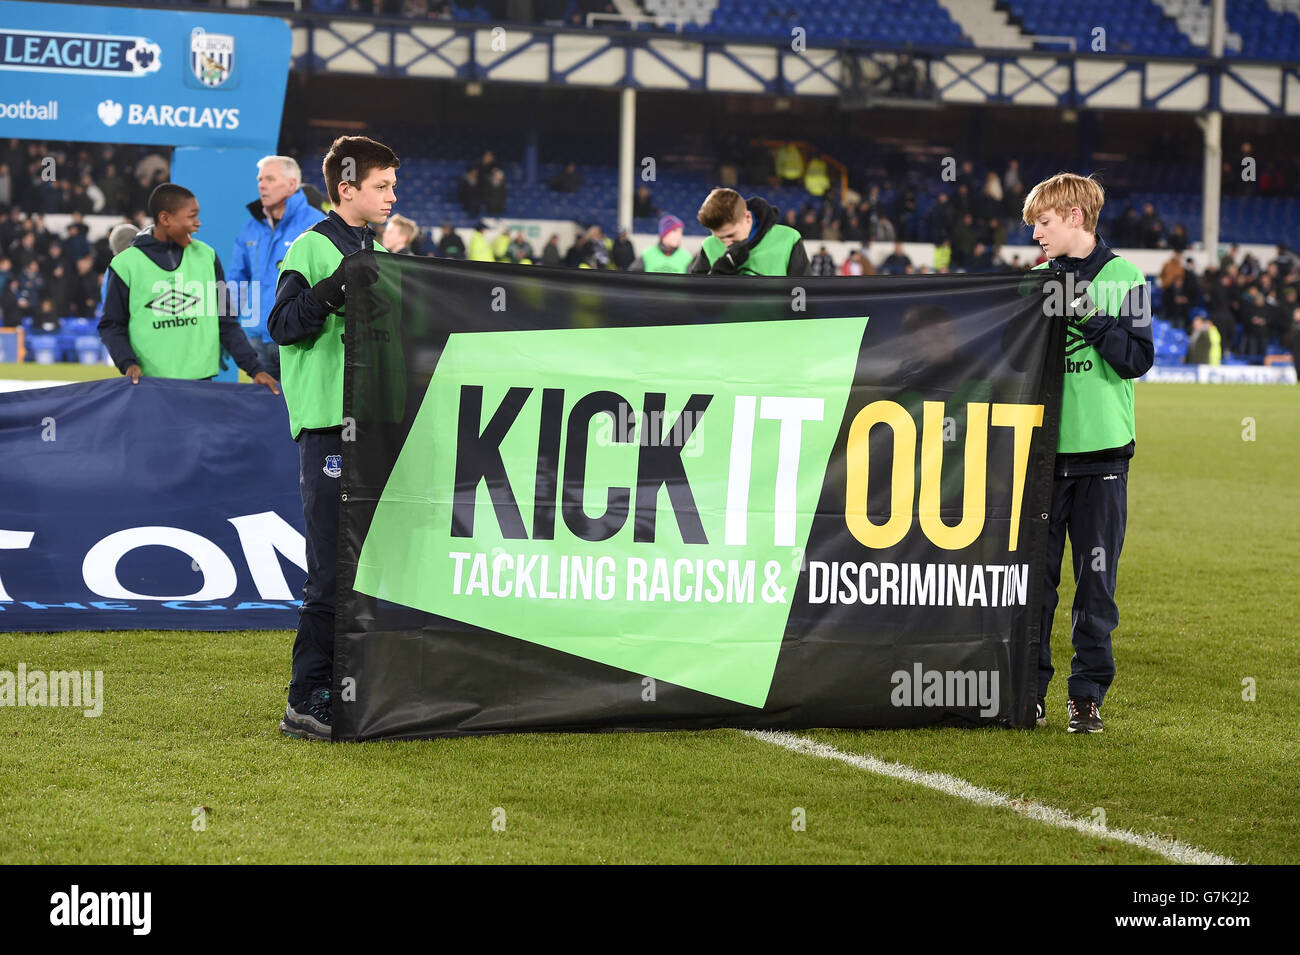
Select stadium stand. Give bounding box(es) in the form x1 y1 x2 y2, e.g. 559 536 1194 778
290 126 1300 251
934 0 1033 49
4 128 1297 367
1153 0 1245 53
1002 0 1197 56
1004 0 1299 60
115 0 1300 59
1221 0 1300 59
302 134 824 237
4 7 1297 368
675 0 969 44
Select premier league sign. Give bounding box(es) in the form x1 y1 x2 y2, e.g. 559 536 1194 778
0 28 162 77
0 1 288 265
0 2 281 147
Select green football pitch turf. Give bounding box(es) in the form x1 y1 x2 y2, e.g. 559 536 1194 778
0 362 119 381
1 382 1296 864
0 363 251 382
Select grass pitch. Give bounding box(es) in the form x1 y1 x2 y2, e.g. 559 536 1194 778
0 362 119 381
0 363 250 382
1 383 1296 864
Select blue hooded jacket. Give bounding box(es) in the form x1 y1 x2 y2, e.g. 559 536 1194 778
226 188 325 339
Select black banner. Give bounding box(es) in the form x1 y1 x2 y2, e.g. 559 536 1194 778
336 257 1060 740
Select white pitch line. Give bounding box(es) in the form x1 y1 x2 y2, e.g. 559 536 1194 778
743 729 1236 865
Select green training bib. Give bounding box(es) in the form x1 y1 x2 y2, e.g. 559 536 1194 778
277 230 388 439
641 244 693 274
1035 257 1145 453
701 224 801 276
110 241 219 380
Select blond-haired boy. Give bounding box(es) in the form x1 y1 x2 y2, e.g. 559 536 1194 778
1023 172 1154 733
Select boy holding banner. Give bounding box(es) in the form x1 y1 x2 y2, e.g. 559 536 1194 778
1023 173 1153 733
99 183 278 391
268 136 398 741
690 188 811 276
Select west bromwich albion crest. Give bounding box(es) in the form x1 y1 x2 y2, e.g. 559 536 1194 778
190 28 234 88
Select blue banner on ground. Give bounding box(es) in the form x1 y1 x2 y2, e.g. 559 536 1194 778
0 378 304 631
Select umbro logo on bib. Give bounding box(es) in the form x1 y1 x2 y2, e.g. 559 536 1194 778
1064 324 1088 356
145 289 201 316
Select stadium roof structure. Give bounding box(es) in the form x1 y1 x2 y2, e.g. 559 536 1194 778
283 13 1300 117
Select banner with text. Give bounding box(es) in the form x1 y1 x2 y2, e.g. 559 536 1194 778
0 379 305 631
337 258 1063 739
1 2 290 148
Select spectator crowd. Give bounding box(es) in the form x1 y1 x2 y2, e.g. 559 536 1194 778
1158 244 1300 363
0 139 171 329
3 132 1297 368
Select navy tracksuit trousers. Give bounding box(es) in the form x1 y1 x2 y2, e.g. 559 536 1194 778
288 429 341 708
1038 470 1128 704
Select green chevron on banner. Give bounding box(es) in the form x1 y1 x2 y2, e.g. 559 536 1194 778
354 318 867 707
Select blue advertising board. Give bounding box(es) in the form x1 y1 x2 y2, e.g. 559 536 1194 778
0 2 292 287
0 378 305 631
0 2 289 149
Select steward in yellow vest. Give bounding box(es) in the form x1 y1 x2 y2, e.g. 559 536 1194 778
467 223 494 262
1186 313 1222 365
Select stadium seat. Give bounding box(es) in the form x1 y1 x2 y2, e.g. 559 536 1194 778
689 0 971 47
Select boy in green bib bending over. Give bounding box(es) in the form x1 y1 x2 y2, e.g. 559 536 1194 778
689 187 811 277
99 182 279 392
268 136 398 741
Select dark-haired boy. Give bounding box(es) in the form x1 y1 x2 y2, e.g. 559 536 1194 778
99 183 279 390
268 136 398 741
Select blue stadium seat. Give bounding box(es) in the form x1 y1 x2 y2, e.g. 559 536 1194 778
1006 0 1207 58
1225 0 1300 60
695 0 971 46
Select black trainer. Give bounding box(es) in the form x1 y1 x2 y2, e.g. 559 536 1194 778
1035 697 1047 727
1066 696 1103 734
280 688 333 741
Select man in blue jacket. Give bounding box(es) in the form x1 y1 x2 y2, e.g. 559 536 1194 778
227 156 325 379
